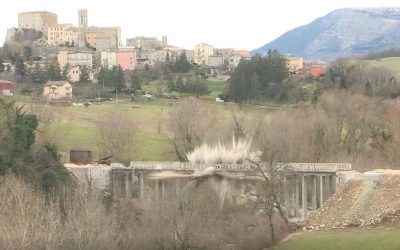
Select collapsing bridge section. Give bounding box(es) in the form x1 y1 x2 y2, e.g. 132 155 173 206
130 162 352 219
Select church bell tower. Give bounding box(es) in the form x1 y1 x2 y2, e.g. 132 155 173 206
78 9 88 47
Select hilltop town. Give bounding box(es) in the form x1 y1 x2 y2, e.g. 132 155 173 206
3 10 253 82
0 9 321 101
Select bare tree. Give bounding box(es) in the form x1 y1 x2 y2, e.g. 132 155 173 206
168 100 222 161
96 109 137 165
245 147 290 244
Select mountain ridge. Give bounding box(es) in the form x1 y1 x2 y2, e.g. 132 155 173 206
251 8 400 61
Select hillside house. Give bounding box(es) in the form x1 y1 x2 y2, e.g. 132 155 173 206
305 65 326 78
43 81 72 99
287 56 304 74
0 80 14 96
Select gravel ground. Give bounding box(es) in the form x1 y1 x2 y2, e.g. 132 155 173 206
302 171 400 231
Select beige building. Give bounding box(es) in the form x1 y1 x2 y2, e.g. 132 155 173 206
164 46 184 62
43 81 72 99
47 24 79 46
207 55 224 67
126 36 167 50
58 50 93 69
214 48 233 64
184 50 194 63
287 56 304 74
194 43 214 65
86 27 121 49
18 11 58 36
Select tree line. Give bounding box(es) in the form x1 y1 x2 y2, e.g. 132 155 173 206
227 50 289 103
0 98 71 193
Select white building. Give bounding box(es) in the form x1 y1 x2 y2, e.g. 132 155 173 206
100 50 117 69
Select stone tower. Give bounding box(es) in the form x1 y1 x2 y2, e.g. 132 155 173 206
78 9 88 47
162 35 168 46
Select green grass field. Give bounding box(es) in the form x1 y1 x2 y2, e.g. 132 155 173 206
207 81 225 95
365 57 400 75
36 98 255 163
272 229 400 250
41 100 177 162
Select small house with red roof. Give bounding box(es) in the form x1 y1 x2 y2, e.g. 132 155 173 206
306 65 326 78
0 79 14 96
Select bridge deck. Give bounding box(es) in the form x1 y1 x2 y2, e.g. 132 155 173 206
130 162 351 173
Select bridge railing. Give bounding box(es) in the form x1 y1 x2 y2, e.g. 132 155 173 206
130 161 351 173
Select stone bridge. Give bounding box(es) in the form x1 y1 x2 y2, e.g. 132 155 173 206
130 161 352 219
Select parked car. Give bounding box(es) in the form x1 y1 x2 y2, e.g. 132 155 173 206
216 97 224 103
167 95 179 100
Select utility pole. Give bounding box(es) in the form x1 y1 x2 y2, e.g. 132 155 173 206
116 88 118 104
98 90 100 104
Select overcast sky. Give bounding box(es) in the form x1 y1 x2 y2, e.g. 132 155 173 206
2 0 400 50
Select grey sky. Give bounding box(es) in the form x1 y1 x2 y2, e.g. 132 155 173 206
2 0 400 50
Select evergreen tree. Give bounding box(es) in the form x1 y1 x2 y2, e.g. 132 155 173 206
96 67 107 85
311 84 322 106
96 66 125 90
31 63 46 83
46 64 62 81
175 76 184 97
62 64 70 81
339 74 348 90
190 77 209 97
171 52 192 73
56 63 62 80
15 58 27 76
115 65 125 91
79 66 90 83
0 58 4 73
0 98 71 193
227 51 289 103
23 46 32 61
130 75 142 95
249 72 261 102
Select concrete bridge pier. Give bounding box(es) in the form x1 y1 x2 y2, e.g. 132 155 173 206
285 173 338 219
139 172 147 200
110 168 135 199
301 175 307 219
319 175 324 207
